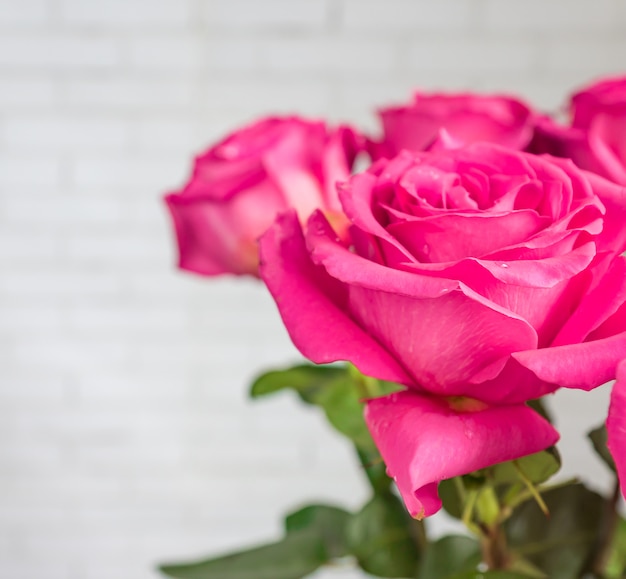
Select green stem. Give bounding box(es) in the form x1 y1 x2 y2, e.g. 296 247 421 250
480 524 510 571
506 477 578 512
410 518 429 553
462 488 479 530
474 483 510 570
513 460 549 517
454 475 467 503
591 479 622 576
355 446 391 494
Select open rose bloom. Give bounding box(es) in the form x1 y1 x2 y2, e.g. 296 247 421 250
164 78 626 536
165 116 362 276
260 143 626 518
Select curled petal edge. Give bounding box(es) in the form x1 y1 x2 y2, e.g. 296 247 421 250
259 211 412 385
365 390 560 518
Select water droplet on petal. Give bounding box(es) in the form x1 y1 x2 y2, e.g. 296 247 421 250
422 244 430 255
500 263 509 268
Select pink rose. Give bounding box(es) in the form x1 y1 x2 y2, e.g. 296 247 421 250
260 143 626 518
165 116 362 276
370 92 536 160
531 75 626 185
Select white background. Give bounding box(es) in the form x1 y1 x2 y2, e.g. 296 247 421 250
1 0 624 577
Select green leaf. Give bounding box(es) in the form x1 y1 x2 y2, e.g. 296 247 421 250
346 493 422 577
506 557 547 578
356 445 392 494
284 504 351 559
159 530 326 579
313 377 374 449
587 423 617 473
449 572 533 578
160 502 353 579
417 535 481 579
438 478 465 520
504 482 605 579
346 364 404 399
250 364 346 402
250 364 375 450
488 448 561 487
605 517 626 579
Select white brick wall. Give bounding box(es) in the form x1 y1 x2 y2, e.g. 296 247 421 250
0 1 622 577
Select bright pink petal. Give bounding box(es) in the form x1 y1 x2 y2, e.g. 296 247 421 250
377 93 534 157
262 122 326 220
585 171 626 256
379 106 440 154
305 212 538 397
470 303 626 403
398 235 596 291
258 212 412 385
511 332 626 391
165 188 280 276
571 75 626 127
387 210 549 262
552 255 626 346
339 155 418 266
365 390 559 518
588 116 626 185
463 269 587 348
320 125 364 211
607 360 626 499
467 355 558 404
530 117 612 180
188 117 286 201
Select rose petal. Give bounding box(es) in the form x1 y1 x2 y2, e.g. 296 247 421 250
387 209 549 262
572 76 626 127
467 355 558 404
584 171 626 256
463 269 586 348
552 255 626 346
511 332 626 391
365 390 560 518
262 123 327 220
607 360 626 499
259 211 412 385
530 117 613 181
321 125 363 210
589 111 626 183
377 93 534 158
305 212 538 395
398 235 596 290
339 156 418 267
165 182 282 276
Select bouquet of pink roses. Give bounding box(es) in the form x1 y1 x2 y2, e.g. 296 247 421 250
160 75 626 579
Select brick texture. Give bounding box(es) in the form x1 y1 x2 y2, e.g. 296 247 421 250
0 0 622 577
